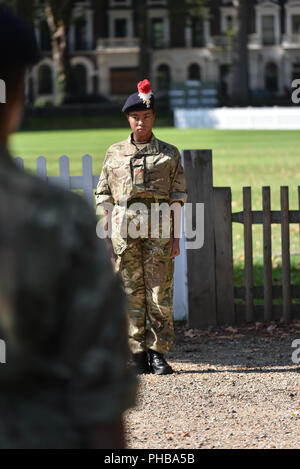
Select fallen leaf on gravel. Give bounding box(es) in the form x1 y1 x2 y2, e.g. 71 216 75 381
225 326 238 333
184 329 196 338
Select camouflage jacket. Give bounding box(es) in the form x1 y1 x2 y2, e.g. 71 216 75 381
95 133 187 207
0 143 136 449
95 134 188 255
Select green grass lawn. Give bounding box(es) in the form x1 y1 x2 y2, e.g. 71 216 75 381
10 127 300 287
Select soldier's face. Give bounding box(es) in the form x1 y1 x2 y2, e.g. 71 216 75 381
127 110 155 141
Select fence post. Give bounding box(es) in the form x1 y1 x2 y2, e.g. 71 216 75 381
36 156 47 182
183 150 217 327
82 154 94 206
281 186 291 321
262 186 272 321
59 156 71 190
15 157 24 170
243 187 254 322
214 187 235 324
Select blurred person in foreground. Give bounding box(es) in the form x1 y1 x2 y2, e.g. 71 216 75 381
0 5 136 449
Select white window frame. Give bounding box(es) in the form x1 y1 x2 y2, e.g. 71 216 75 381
148 9 170 48
285 0 300 38
255 1 280 46
108 10 134 38
185 7 210 48
69 6 94 51
220 6 236 34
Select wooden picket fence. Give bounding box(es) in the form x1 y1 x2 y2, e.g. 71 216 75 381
183 149 300 328
16 151 300 328
15 154 98 207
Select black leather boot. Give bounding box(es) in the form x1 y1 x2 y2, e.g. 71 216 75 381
148 350 173 375
132 352 150 375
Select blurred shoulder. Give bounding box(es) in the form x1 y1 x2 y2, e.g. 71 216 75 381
12 165 97 238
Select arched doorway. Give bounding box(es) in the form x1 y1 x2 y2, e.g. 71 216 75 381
38 64 53 95
188 63 201 81
70 64 88 95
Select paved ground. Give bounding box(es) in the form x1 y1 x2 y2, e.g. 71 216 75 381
125 321 300 449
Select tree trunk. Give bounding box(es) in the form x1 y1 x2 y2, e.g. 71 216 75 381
45 3 72 105
137 0 150 81
232 0 249 106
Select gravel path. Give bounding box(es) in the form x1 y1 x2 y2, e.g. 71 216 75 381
124 321 300 449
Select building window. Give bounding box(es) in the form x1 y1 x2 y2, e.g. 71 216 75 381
262 15 275 45
188 63 201 81
151 18 164 49
292 15 300 35
191 17 205 47
115 18 128 37
292 63 300 81
40 20 51 51
75 17 87 50
157 64 170 91
225 15 234 34
265 62 278 93
38 65 53 95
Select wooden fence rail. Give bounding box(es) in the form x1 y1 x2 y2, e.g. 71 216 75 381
17 151 300 327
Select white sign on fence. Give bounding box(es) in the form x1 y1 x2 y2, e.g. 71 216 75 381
15 154 189 322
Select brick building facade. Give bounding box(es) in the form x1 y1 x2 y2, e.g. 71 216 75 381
28 0 300 104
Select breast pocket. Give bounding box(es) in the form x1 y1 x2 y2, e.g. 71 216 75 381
107 160 130 183
146 155 171 190
130 157 146 187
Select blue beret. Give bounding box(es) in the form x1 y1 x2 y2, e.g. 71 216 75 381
122 92 155 113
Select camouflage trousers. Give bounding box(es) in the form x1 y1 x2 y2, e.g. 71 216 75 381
114 236 175 355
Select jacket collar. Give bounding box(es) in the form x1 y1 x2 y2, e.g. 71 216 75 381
124 133 160 157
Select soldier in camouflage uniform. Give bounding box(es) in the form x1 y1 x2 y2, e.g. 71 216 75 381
96 80 187 375
0 6 136 449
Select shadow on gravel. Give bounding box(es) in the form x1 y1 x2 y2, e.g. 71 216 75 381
174 368 300 374
169 323 300 372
